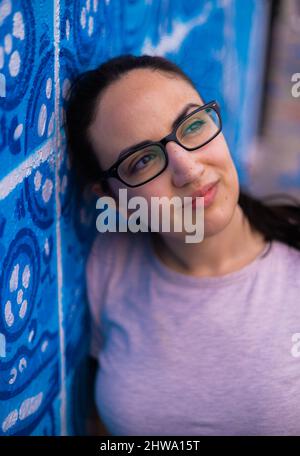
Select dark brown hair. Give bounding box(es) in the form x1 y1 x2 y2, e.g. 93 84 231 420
64 53 300 251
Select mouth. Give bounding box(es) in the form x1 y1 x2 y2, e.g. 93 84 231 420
191 180 220 209
190 180 220 198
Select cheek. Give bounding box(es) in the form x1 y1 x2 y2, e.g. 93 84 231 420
204 136 240 206
207 137 239 188
107 180 121 197
121 176 172 202
108 181 158 219
214 169 239 227
205 135 233 167
127 181 174 224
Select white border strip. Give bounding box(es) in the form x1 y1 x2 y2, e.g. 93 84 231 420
54 0 67 436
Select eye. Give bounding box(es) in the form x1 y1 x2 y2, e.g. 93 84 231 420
183 119 205 135
129 152 157 174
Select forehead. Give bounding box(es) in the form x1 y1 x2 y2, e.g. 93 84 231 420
88 68 202 168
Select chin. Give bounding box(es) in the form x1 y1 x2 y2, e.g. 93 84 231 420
203 201 238 238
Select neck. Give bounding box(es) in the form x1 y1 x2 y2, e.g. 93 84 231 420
151 204 267 277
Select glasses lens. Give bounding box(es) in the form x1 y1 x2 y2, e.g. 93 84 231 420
118 144 166 186
176 107 220 149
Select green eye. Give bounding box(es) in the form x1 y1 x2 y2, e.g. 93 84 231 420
183 120 205 135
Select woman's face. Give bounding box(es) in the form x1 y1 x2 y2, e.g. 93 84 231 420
88 68 240 239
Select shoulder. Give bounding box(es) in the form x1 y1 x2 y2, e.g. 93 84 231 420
85 230 148 319
86 231 131 269
85 230 143 292
271 240 300 280
85 232 133 347
272 240 300 262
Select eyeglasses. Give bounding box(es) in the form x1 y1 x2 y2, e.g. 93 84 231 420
99 100 222 188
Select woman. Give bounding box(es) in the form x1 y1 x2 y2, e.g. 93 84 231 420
65 54 300 436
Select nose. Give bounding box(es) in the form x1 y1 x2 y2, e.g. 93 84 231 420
165 141 205 187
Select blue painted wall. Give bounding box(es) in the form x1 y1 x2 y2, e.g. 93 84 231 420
0 0 268 435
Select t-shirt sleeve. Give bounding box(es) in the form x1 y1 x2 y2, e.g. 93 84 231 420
85 233 112 360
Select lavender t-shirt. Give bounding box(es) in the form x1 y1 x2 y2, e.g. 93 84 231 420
86 230 300 436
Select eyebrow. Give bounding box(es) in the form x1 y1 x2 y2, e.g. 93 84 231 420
117 102 201 160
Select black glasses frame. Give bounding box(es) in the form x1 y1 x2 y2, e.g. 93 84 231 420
99 100 222 188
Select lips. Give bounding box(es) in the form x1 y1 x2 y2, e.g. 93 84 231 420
190 180 219 199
